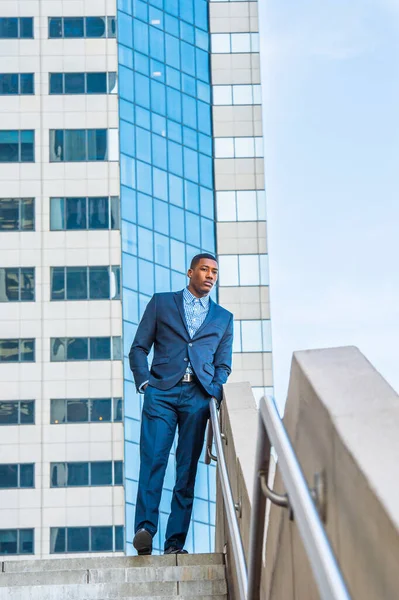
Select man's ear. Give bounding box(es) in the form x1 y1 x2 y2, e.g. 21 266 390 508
187 269 193 278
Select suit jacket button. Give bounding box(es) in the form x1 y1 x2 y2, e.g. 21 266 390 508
184 358 188 361
188 343 192 347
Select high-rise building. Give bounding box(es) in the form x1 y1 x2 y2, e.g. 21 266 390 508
0 0 272 559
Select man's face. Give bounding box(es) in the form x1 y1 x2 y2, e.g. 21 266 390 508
188 259 219 295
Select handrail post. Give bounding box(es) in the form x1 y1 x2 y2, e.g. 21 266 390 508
247 411 271 599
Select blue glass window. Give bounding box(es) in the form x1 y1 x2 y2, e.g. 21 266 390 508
0 400 35 425
0 18 33 39
50 266 120 300
138 259 154 296
48 17 115 39
166 66 180 90
50 197 119 231
0 339 35 363
165 34 180 69
49 129 108 162
0 464 34 489
50 461 122 487
136 160 152 194
195 48 209 83
168 174 183 206
0 267 35 302
170 205 185 241
50 337 122 362
0 130 34 163
136 127 151 163
185 181 199 212
0 529 34 555
185 212 200 247
170 239 185 273
49 72 116 95
184 147 199 183
0 198 34 231
134 20 148 54
134 0 148 21
135 73 150 108
137 193 153 229
152 134 167 169
153 167 168 201
182 74 196 97
180 0 194 24
50 398 122 424
166 88 182 122
151 80 166 114
168 141 183 176
150 27 164 61
0 74 34 95
199 154 213 188
154 199 169 234
154 233 170 267
181 42 195 76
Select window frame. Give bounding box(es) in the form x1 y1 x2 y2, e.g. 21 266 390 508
0 73 34 95
49 129 108 162
0 198 35 231
0 267 35 302
50 460 123 488
50 337 122 362
0 17 34 39
0 400 35 426
0 130 35 163
50 525 123 554
0 339 35 363
0 463 35 489
49 72 117 95
50 265 120 301
48 16 116 39
50 397 123 424
0 529 34 555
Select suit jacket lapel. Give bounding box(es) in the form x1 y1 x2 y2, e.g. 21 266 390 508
193 297 216 338
174 291 190 337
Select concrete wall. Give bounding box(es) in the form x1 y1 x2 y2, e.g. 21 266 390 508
217 347 399 600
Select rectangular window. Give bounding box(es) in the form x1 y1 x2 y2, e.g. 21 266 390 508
0 401 35 425
49 72 117 95
216 190 266 222
0 74 34 95
50 461 123 487
0 18 33 39
212 84 262 106
0 464 34 489
49 129 108 162
0 267 35 302
50 526 123 554
48 17 116 39
214 137 263 159
0 198 35 231
50 398 122 424
218 254 269 287
0 529 34 555
233 320 272 353
211 32 259 54
0 339 35 363
50 266 120 301
0 130 34 162
50 337 122 362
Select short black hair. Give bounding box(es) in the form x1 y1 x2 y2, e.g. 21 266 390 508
190 253 218 269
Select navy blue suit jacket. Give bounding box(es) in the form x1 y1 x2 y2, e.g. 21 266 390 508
129 290 234 403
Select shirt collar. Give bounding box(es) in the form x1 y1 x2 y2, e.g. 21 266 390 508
183 287 210 308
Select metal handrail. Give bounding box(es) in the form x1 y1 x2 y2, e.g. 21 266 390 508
247 395 351 600
207 393 351 600
207 397 248 600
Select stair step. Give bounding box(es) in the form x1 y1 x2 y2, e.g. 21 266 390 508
1 553 224 573
0 565 226 587
0 579 228 599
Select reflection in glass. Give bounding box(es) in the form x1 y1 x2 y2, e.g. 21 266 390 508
91 399 112 422
50 398 66 424
67 338 89 360
0 530 17 554
50 528 66 554
67 463 89 486
51 463 67 487
90 337 111 360
0 402 19 425
0 339 19 362
91 462 112 486
67 399 89 423
19 529 34 554
91 526 112 552
86 16 106 38
68 527 89 552
0 465 18 488
19 464 34 488
67 267 87 300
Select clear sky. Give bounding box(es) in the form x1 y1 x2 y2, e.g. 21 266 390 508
258 0 399 407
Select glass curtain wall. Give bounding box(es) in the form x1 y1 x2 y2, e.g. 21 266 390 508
117 0 216 555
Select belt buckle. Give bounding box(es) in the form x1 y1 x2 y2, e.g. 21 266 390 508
182 373 192 383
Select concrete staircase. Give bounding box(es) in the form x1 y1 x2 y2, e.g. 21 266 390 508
0 553 227 599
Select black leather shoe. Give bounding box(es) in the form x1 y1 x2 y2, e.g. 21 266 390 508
133 529 152 555
164 546 188 554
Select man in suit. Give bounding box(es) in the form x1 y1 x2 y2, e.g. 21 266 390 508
129 253 234 555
